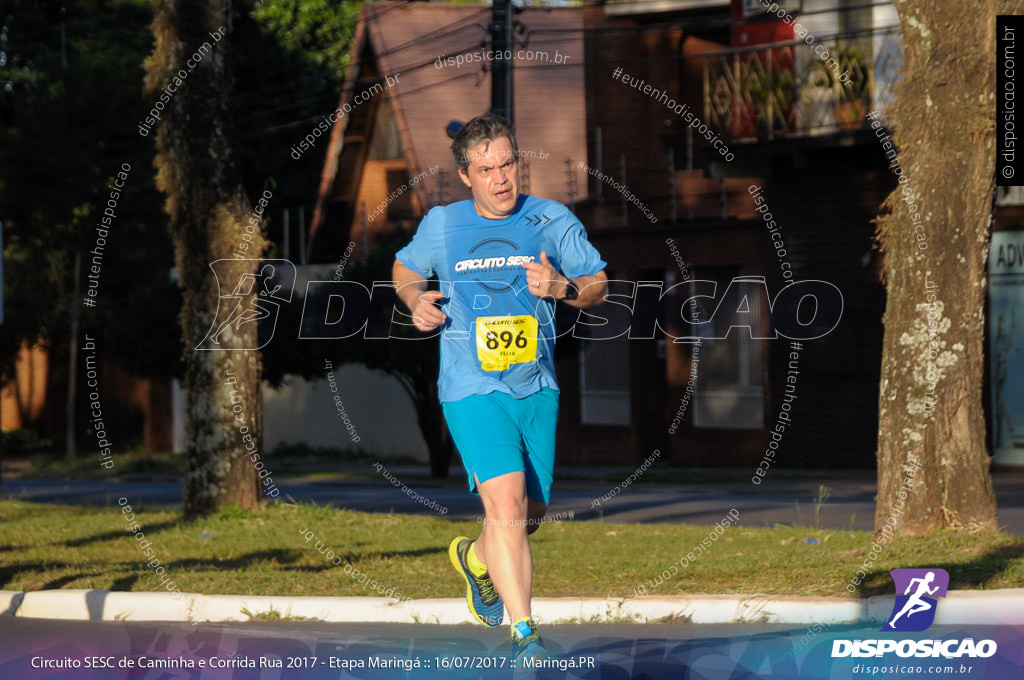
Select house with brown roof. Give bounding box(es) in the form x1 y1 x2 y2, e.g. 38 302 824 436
309 1 588 260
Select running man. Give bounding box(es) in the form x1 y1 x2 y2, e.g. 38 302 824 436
393 114 607 662
888 571 939 628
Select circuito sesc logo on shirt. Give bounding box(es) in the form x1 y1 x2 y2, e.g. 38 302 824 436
453 237 536 293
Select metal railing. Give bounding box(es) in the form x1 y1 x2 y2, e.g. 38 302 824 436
702 26 903 140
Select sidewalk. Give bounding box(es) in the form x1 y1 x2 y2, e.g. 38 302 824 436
4 588 1024 626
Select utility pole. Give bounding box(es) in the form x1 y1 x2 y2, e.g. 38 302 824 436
668 148 677 223
620 153 628 227
282 208 290 261
298 206 306 265
491 0 514 123
565 158 575 212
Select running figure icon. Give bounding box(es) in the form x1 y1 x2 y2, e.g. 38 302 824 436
211 264 281 345
888 571 939 628
196 259 296 351
882 567 949 632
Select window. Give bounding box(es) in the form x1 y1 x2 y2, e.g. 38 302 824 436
579 336 631 426
692 272 767 429
384 170 416 221
742 0 801 18
578 279 632 425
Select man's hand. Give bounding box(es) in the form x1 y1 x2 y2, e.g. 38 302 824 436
408 289 447 332
393 259 447 332
523 251 567 299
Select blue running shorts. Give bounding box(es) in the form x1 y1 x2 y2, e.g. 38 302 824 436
442 388 558 503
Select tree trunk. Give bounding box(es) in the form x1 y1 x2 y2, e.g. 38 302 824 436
874 0 1005 535
146 1 266 519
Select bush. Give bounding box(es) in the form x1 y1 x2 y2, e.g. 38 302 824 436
1 428 54 456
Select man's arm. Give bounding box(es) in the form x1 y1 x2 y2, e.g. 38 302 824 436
523 251 607 309
564 270 608 309
392 259 447 332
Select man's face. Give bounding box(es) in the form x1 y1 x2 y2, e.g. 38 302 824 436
458 136 519 219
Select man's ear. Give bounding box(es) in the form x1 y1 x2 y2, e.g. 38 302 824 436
458 167 471 188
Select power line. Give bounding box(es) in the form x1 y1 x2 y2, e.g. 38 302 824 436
4 0 899 155
369 5 493 59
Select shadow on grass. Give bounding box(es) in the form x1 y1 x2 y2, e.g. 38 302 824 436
109 574 140 591
372 546 446 560
42 572 98 590
851 539 1024 597
0 561 105 590
0 568 126 619
281 564 343 573
1 562 132 592
276 545 446 572
63 518 182 547
0 563 55 589
167 548 305 572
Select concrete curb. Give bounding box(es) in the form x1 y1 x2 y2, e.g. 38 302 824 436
4 589 1024 626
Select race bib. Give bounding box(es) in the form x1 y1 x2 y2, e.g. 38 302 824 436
475 315 538 371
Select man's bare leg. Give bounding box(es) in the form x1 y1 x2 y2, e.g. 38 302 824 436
472 472 547 621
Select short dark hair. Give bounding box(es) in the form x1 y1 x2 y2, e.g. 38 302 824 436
451 114 519 173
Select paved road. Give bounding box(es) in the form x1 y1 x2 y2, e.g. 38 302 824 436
5 471 1024 535
1 618 1021 679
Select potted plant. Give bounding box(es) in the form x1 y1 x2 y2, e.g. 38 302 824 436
742 59 798 139
815 43 870 129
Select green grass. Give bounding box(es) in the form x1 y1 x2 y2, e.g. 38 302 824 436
240 604 319 622
1 499 1021 599
1 446 419 481
14 452 188 479
5 449 811 485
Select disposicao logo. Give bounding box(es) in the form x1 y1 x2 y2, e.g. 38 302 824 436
832 568 998 659
883 568 949 632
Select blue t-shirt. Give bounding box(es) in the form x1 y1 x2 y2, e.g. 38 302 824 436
396 194 606 403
